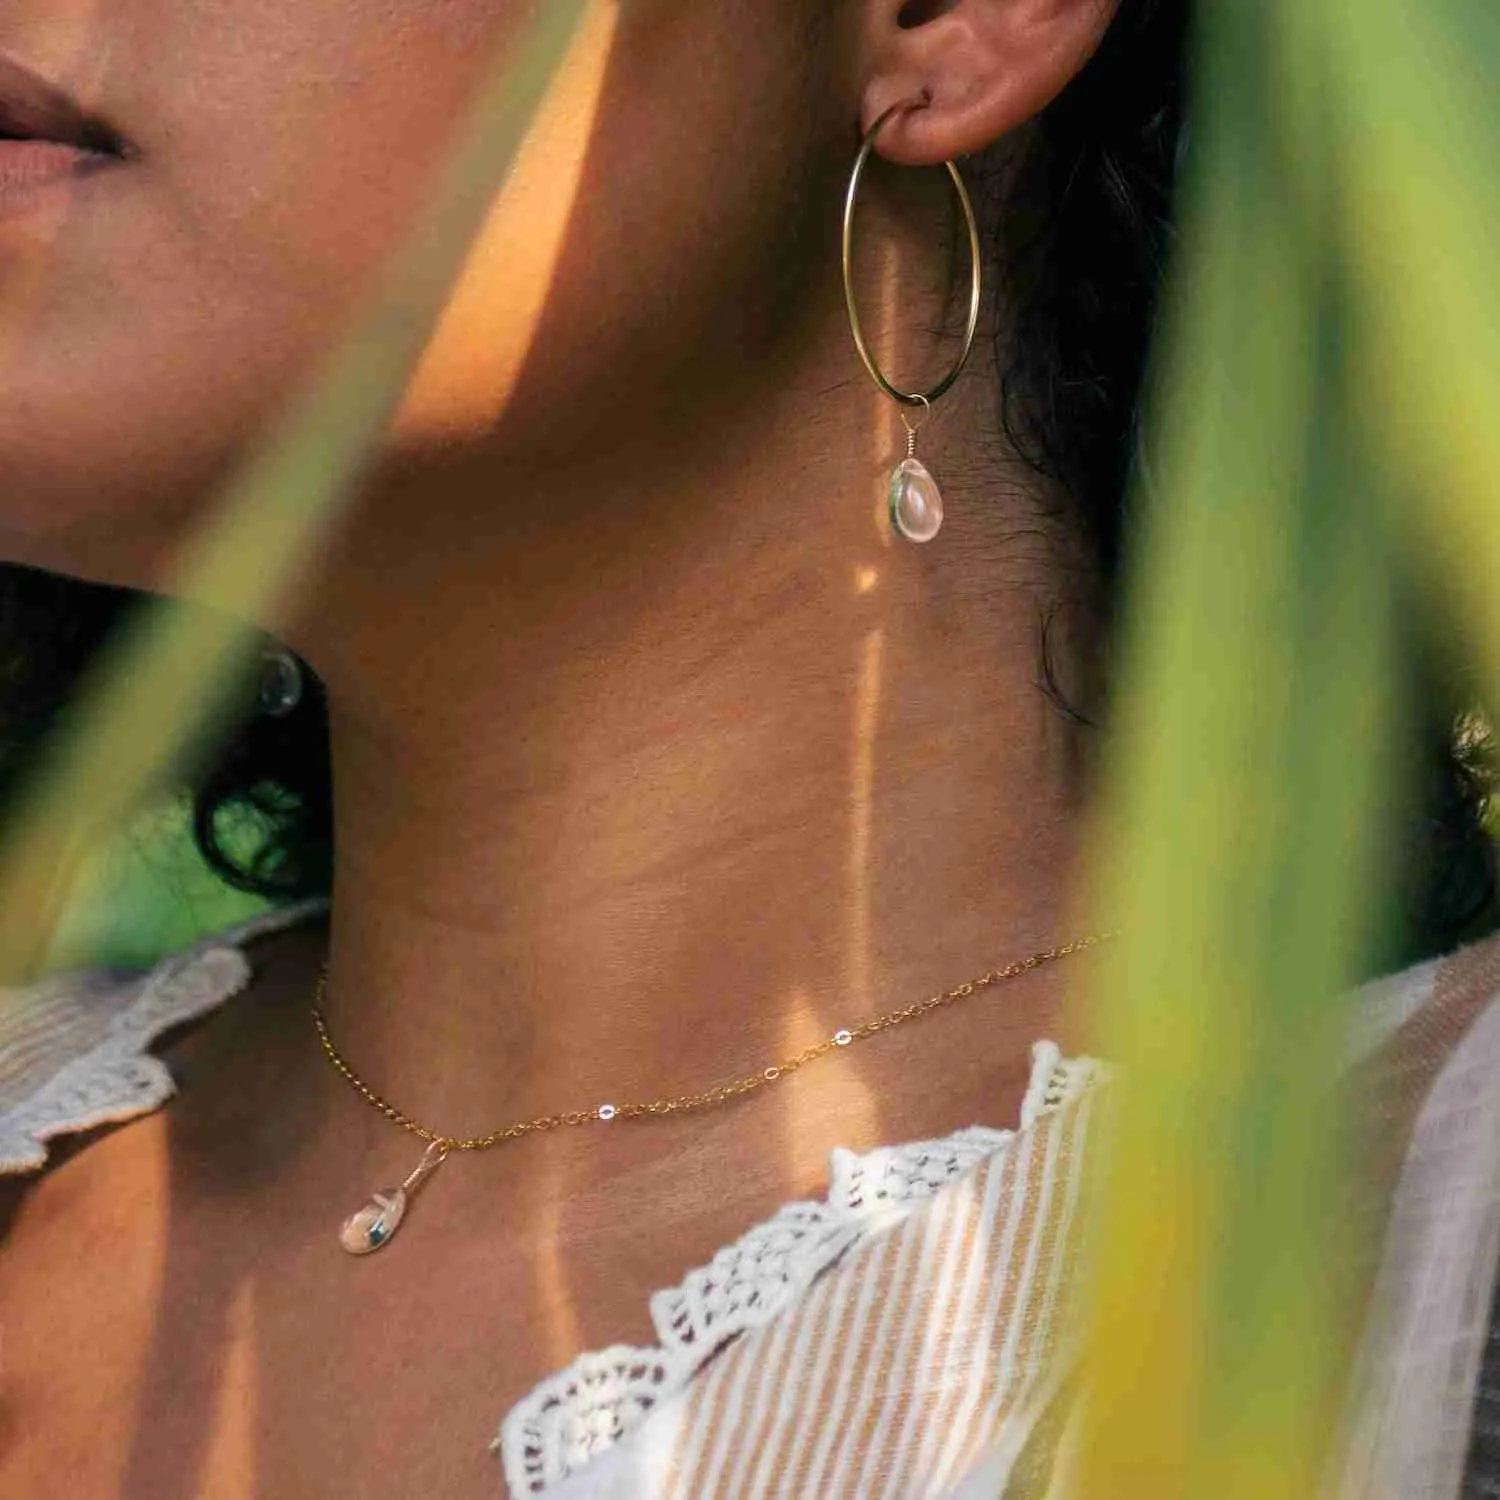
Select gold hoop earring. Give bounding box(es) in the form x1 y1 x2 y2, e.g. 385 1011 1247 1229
842 103 982 543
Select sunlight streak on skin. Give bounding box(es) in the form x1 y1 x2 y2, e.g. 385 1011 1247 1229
106 1117 173 1489
394 0 621 442
843 628 886 1028
839 202 897 1031
780 987 879 1172
834 210 897 1061
534 1168 584 1368
190 1276 259 1500
870 237 901 548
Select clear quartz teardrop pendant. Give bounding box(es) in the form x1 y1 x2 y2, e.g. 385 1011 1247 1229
888 456 944 543
340 1188 407 1254
339 1141 448 1256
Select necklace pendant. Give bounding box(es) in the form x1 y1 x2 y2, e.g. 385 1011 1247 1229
339 1141 449 1256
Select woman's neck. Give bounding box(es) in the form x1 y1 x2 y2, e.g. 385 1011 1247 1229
289 345 1091 1165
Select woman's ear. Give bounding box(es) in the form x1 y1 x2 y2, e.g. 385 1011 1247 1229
860 0 1122 163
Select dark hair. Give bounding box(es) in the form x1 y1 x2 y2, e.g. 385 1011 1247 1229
0 0 1491 960
996 0 1187 585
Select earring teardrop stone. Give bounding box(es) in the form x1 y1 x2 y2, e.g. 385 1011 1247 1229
888 458 943 543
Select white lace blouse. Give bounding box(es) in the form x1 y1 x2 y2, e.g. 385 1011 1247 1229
5 904 1500 1499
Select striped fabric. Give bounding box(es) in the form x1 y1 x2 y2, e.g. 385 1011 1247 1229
1334 938 1500 1500
661 1076 1093 1499
1461 1294 1500 1500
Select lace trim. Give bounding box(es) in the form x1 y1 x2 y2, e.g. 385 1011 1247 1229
497 1039 1098 1498
0 898 328 1174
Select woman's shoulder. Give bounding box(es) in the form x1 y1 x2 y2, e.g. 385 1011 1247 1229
6 914 1500 1497
0 898 327 1175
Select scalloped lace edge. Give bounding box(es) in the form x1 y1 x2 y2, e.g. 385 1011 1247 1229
0 898 328 1175
496 1039 1101 1498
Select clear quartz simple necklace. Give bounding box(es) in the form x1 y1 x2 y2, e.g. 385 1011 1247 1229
312 933 1113 1256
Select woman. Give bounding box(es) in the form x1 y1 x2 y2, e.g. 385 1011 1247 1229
0 1 1494 1496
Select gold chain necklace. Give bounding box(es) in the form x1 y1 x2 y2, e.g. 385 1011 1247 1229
313 932 1112 1256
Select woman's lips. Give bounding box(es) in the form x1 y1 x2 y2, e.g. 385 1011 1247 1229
0 51 128 221
0 139 111 209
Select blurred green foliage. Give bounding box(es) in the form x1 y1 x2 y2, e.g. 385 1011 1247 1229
1074 1 1499 1493
37 802 270 973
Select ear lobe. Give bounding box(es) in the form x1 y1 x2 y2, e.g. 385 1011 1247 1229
861 0 1122 164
